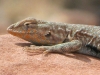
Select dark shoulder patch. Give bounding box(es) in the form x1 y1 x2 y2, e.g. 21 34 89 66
86 44 100 53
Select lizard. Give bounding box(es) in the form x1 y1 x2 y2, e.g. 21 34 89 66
7 17 100 58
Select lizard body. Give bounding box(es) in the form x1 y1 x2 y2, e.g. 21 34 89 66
7 17 100 58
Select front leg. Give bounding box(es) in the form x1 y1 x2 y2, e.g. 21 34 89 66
24 40 82 55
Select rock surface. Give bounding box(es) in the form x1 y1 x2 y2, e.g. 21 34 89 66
0 34 100 75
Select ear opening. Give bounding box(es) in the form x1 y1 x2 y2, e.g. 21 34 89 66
45 31 51 37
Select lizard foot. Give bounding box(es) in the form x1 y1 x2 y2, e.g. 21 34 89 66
23 45 46 55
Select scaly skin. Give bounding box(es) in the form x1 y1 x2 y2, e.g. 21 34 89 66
7 17 100 58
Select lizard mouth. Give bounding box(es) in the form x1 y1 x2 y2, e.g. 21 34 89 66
7 24 14 32
7 24 25 38
7 24 21 35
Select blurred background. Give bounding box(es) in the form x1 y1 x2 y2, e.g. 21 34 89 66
0 0 100 35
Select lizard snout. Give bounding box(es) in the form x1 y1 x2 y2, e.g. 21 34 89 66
7 24 15 31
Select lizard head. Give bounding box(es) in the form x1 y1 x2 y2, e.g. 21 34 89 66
7 17 66 45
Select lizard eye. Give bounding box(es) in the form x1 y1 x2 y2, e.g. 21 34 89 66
25 23 29 26
45 31 51 37
24 22 31 30
24 22 31 26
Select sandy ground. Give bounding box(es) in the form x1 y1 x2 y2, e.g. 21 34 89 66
0 34 100 75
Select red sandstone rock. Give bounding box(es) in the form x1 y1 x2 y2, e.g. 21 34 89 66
0 34 100 75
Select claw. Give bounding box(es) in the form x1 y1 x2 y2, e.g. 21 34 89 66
30 45 36 47
43 50 51 56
